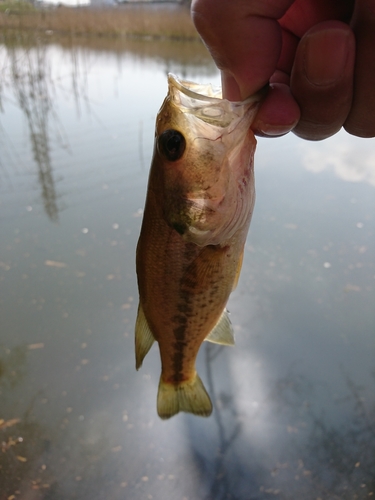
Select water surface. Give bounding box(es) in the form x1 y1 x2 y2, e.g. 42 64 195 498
0 39 374 500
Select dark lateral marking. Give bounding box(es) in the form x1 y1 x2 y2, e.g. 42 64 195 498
172 314 188 325
171 340 185 383
177 302 193 315
170 245 199 384
179 289 193 303
173 325 186 341
183 277 198 289
183 243 198 261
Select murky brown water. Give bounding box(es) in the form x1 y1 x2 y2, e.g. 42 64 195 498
0 37 374 500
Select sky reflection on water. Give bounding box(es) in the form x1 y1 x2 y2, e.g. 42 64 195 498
0 40 374 500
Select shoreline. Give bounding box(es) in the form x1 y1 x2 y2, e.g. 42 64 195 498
0 3 201 41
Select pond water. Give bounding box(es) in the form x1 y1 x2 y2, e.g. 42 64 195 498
0 37 374 500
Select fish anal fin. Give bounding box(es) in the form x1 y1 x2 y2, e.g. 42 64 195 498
157 373 212 420
135 303 155 370
205 309 235 346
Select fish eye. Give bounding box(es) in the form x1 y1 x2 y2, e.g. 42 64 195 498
158 129 186 162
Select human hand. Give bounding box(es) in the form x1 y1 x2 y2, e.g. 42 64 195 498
191 0 375 140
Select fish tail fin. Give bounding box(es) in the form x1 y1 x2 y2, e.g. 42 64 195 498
157 373 212 420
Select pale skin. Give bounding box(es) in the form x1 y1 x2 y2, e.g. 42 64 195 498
191 0 375 140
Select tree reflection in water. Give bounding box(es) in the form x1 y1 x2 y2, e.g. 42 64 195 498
6 43 61 222
1 341 372 498
0 36 216 224
0 36 373 500
304 372 375 499
267 369 375 499
192 343 375 500
204 344 243 500
0 345 52 500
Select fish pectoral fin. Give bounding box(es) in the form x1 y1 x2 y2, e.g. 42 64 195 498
157 373 212 420
205 309 235 346
135 303 155 370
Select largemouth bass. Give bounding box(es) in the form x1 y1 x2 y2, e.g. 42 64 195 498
135 74 263 419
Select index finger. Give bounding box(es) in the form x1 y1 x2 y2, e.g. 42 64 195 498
191 0 294 100
344 0 375 137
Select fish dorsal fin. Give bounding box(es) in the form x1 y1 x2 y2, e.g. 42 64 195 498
157 372 212 420
232 249 244 291
135 303 155 370
205 309 235 346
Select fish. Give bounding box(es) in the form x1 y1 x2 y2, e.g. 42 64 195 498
135 73 263 419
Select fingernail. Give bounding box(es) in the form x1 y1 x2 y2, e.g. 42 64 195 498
304 29 349 86
255 123 296 137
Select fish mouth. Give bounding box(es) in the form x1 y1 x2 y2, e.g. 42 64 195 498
168 73 266 128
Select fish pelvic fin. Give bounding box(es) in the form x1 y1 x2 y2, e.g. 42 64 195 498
135 303 155 370
205 309 235 346
157 373 212 420
232 249 244 291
